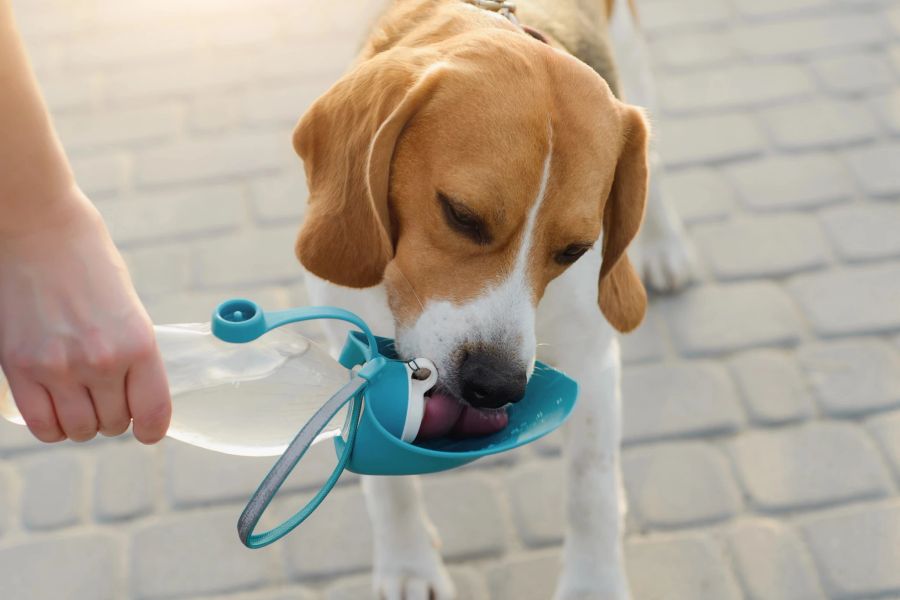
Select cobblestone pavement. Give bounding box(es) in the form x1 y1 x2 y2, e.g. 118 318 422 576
2 0 900 598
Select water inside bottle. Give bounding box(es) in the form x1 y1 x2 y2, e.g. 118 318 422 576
0 324 352 457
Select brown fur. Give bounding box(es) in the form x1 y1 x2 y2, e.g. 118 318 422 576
294 0 648 332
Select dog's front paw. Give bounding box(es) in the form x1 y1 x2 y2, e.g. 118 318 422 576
634 220 697 294
372 525 456 600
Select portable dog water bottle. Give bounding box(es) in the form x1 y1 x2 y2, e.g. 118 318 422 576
0 298 579 549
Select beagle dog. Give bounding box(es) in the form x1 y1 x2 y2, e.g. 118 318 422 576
295 0 694 598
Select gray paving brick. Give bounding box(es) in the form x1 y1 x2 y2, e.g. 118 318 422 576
423 473 507 560
487 551 560 600
622 362 744 444
659 113 766 167
250 171 308 225
820 203 900 262
811 52 896 95
40 75 99 113
279 486 373 580
136 131 288 187
0 416 45 454
759 98 878 150
872 89 900 135
620 310 667 364
189 94 244 134
125 244 192 298
623 442 741 529
145 286 292 323
507 460 564 547
727 153 854 212
223 587 318 600
799 338 900 417
209 15 280 51
732 0 828 18
21 451 84 530
658 64 814 114
801 502 900 598
728 349 814 426
729 422 891 512
0 533 121 600
98 184 245 246
666 167 737 225
62 26 199 70
789 263 900 336
664 282 804 356
244 81 332 127
94 441 156 521
191 227 302 287
650 31 741 70
693 214 830 280
326 567 488 600
734 14 888 58
71 153 129 199
868 410 900 480
727 519 824 600
131 507 274 599
626 534 742 600
846 142 900 198
0 464 13 537
57 105 182 154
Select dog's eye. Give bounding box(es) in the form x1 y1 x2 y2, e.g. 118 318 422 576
437 192 491 245
555 243 592 265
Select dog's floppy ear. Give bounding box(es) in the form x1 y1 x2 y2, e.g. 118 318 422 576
598 106 649 333
293 50 442 287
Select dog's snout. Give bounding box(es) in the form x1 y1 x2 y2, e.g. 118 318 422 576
459 349 526 409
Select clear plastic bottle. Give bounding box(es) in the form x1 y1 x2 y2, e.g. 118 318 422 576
0 323 350 457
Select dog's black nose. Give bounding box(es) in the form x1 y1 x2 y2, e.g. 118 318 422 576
459 350 526 409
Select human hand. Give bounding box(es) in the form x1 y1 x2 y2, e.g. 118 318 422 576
0 188 171 443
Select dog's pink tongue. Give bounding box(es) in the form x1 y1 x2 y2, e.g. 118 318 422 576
416 392 509 441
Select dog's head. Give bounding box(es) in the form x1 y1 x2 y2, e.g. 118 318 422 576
294 30 648 409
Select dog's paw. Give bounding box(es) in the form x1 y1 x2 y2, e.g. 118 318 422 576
634 225 697 294
373 561 456 600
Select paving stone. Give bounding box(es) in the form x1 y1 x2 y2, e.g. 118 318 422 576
280 486 373 580
727 519 824 600
868 410 900 480
136 131 289 187
811 52 896 95
244 80 333 127
659 113 766 167
820 203 900 262
507 460 565 547
124 244 192 298
728 349 815 425
727 152 854 212
798 338 900 417
165 436 354 508
487 551 561 600
734 14 888 58
423 473 507 560
729 422 891 512
189 93 244 133
71 153 129 199
0 465 14 537
622 362 744 444
191 227 303 287
872 89 900 135
20 451 84 530
0 533 121 600
759 98 878 150
693 214 830 280
658 64 814 114
620 310 667 364
0 415 46 454
626 534 742 600
131 508 274 598
664 282 804 356
650 31 742 70
846 142 900 198
623 442 741 529
98 184 246 246
62 25 199 70
39 74 100 113
665 167 737 225
789 263 900 336
250 170 308 224
145 286 293 323
56 104 182 153
801 502 900 598
94 441 156 521
223 586 318 600
326 567 489 600
732 0 829 18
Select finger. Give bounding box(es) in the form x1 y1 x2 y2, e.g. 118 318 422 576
5 372 65 442
48 383 98 442
88 375 131 437
126 351 171 444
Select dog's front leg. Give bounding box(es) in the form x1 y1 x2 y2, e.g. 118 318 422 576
363 475 456 600
553 344 631 600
